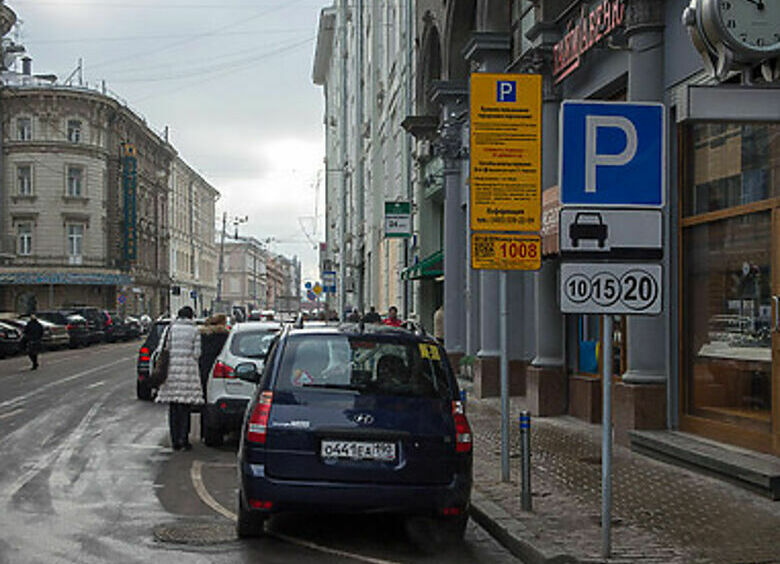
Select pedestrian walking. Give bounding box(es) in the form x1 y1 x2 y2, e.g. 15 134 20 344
362 306 381 324
155 306 203 451
199 313 230 400
382 306 403 327
433 305 444 344
21 314 44 370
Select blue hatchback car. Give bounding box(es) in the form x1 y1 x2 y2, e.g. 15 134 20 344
235 323 473 541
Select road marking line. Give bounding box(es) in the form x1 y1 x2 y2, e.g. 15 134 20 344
189 460 401 564
191 460 237 521
0 355 133 410
0 408 23 420
86 381 105 390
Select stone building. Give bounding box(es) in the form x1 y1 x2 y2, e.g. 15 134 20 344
222 237 268 314
315 0 780 478
169 156 219 316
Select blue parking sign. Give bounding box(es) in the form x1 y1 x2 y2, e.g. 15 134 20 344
496 80 516 103
560 101 664 207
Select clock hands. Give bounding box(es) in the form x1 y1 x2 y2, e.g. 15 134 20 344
743 0 765 10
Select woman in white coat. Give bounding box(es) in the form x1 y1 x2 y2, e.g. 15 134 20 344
156 306 202 450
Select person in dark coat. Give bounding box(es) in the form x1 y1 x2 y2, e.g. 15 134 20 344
362 306 381 324
22 314 44 370
199 314 230 399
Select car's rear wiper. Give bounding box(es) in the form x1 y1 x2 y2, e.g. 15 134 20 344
301 382 363 391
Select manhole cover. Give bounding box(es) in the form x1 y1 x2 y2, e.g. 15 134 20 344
153 520 236 545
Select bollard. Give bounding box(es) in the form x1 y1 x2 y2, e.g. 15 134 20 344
519 410 532 511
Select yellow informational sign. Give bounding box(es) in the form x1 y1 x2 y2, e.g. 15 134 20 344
313 283 323 296
471 233 542 271
418 343 441 361
470 73 542 233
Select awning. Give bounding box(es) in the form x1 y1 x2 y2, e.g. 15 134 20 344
401 250 443 281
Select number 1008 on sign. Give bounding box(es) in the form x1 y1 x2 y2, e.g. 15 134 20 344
560 263 662 315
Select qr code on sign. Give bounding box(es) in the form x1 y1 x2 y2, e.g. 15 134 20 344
474 236 494 259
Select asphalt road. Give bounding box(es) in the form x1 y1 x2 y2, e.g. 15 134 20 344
0 341 521 564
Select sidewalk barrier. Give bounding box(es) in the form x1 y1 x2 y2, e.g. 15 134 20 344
520 410 532 511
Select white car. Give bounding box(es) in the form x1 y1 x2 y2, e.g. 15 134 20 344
201 321 281 446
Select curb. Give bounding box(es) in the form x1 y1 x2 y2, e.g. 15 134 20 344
470 491 579 564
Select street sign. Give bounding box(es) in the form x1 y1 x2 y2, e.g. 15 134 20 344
470 73 542 232
307 289 317 302
560 101 665 207
313 283 323 296
559 208 662 260
384 202 411 238
322 270 336 293
560 262 662 315
471 233 542 271
190 290 198 300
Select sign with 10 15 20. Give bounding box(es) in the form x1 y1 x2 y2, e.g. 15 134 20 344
560 263 661 315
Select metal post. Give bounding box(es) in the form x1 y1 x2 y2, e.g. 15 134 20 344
216 212 226 302
499 270 509 482
601 314 613 559
338 0 349 322
520 410 532 511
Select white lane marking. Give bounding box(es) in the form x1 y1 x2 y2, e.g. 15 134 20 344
3 397 105 498
86 381 105 390
191 461 237 521
0 408 23 420
190 461 401 564
0 355 133 410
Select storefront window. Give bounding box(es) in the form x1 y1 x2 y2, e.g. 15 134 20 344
682 123 779 436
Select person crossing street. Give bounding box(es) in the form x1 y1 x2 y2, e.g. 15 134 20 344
21 314 44 370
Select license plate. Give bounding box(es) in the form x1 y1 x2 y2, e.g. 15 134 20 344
320 440 396 462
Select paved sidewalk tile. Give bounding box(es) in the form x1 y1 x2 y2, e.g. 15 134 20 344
463 384 780 564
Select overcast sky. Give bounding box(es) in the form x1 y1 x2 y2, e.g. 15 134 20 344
10 0 327 283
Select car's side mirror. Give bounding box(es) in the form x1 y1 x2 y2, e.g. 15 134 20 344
235 362 259 383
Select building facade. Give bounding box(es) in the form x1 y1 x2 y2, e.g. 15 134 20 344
315 0 780 462
169 156 219 316
222 237 268 314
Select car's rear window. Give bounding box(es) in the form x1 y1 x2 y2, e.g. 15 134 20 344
230 329 279 359
275 335 453 399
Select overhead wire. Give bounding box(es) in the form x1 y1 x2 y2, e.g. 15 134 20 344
26 28 311 45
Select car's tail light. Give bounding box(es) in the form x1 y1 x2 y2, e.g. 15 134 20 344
212 361 235 379
66 324 74 331
452 400 472 453
139 346 150 362
249 499 273 510
442 507 462 516
247 391 273 444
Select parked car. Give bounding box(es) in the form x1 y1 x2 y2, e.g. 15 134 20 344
202 321 280 446
62 306 106 344
105 311 129 342
124 316 143 339
37 311 90 348
235 323 472 544
136 319 171 400
0 320 22 358
18 317 70 350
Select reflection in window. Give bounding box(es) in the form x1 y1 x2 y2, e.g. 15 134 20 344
686 124 778 216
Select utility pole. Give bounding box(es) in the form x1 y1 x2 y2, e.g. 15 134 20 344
338 0 348 321
216 211 227 302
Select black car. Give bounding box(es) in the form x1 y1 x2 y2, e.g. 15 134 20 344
62 306 106 344
124 316 143 340
37 311 90 348
105 311 129 342
136 319 171 400
236 323 472 544
0 321 22 358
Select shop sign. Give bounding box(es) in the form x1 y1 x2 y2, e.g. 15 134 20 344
471 233 542 271
553 0 626 83
122 143 138 262
0 272 133 286
469 73 542 235
541 186 561 256
384 201 411 238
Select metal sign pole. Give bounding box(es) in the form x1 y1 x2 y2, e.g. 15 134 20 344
601 314 613 558
500 270 510 482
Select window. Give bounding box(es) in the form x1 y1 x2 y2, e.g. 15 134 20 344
17 117 31 141
17 223 32 256
67 224 84 257
67 120 82 143
17 165 32 196
67 166 83 197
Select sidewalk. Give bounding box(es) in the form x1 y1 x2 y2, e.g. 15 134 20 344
462 382 780 564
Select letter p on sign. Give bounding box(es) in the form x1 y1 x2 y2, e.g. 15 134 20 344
560 101 665 208
497 80 516 102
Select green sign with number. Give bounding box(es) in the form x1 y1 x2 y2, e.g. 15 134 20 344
384 201 411 238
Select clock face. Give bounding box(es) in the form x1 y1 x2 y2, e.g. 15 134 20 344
717 0 780 53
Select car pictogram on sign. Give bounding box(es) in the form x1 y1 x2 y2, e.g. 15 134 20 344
569 212 608 248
